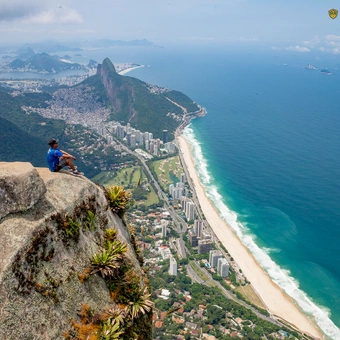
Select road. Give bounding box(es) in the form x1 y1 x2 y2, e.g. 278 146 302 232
111 133 310 338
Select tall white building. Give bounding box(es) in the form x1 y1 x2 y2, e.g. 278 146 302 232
194 220 203 238
217 258 230 278
161 225 167 238
181 196 189 211
180 173 186 184
154 144 158 156
130 134 136 147
165 142 176 153
173 187 183 200
117 125 125 138
186 201 195 221
201 231 211 240
169 184 174 196
149 140 154 153
169 257 177 276
209 250 222 268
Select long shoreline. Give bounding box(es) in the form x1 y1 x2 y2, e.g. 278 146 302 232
118 65 144 75
176 134 323 339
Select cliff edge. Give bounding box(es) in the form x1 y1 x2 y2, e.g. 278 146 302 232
0 162 151 339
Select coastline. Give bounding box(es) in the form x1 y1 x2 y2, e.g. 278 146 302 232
176 134 323 339
118 65 145 75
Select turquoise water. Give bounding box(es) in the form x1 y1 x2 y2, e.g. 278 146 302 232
126 47 340 339
4 46 340 338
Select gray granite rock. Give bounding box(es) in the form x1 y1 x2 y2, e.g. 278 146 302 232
0 162 46 220
0 165 147 340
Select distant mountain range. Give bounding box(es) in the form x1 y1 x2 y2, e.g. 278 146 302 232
89 39 161 48
5 51 83 73
3 39 158 55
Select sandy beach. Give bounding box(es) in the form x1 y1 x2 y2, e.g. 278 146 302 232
177 135 322 339
118 65 144 75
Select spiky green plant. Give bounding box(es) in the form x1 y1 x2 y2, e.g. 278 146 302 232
100 307 126 340
127 286 153 319
105 186 134 217
100 320 124 340
105 228 118 241
91 240 128 278
65 218 81 238
85 210 96 231
105 239 128 256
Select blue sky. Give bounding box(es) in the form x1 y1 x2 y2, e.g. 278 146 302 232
0 0 340 53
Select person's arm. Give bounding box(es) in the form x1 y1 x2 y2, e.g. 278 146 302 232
60 149 76 160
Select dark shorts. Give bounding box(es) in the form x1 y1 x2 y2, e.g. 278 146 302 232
54 158 67 172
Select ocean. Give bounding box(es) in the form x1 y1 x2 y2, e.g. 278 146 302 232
124 46 340 339
2 45 340 338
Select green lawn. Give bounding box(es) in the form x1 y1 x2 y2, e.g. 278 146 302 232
151 156 183 191
91 167 159 207
189 260 209 282
235 285 266 309
144 190 159 206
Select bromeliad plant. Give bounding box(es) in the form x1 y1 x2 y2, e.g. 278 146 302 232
100 307 127 340
105 186 134 218
91 239 128 279
127 286 153 319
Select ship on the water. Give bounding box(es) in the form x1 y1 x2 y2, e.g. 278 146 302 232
305 64 317 70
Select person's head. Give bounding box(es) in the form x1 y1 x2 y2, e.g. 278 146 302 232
48 138 59 149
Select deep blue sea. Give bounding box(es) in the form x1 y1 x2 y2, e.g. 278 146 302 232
2 45 340 338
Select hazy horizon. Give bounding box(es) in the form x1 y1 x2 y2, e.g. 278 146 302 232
1 0 340 55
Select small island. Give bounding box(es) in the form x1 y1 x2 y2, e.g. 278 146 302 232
320 69 332 75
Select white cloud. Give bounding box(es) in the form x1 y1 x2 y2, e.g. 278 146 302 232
0 27 27 32
285 45 310 53
237 37 258 41
26 7 83 25
51 28 96 35
0 0 42 21
181 36 215 41
325 34 340 41
302 35 320 48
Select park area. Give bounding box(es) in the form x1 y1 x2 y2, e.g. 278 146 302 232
150 156 183 192
91 166 159 207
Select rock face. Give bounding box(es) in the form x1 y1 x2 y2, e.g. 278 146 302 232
97 57 126 113
0 163 150 340
0 162 46 220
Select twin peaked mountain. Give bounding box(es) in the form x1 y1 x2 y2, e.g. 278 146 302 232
89 58 199 138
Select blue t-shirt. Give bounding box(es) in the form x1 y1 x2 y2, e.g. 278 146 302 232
46 148 63 172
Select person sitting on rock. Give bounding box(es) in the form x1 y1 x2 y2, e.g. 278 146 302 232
46 138 84 175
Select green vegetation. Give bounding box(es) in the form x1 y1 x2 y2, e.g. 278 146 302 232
235 285 266 310
165 90 200 113
73 227 153 340
64 218 81 239
90 58 199 139
0 90 119 178
105 185 134 218
150 266 302 340
91 239 128 278
92 167 160 207
189 260 209 282
10 52 82 73
150 156 183 191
